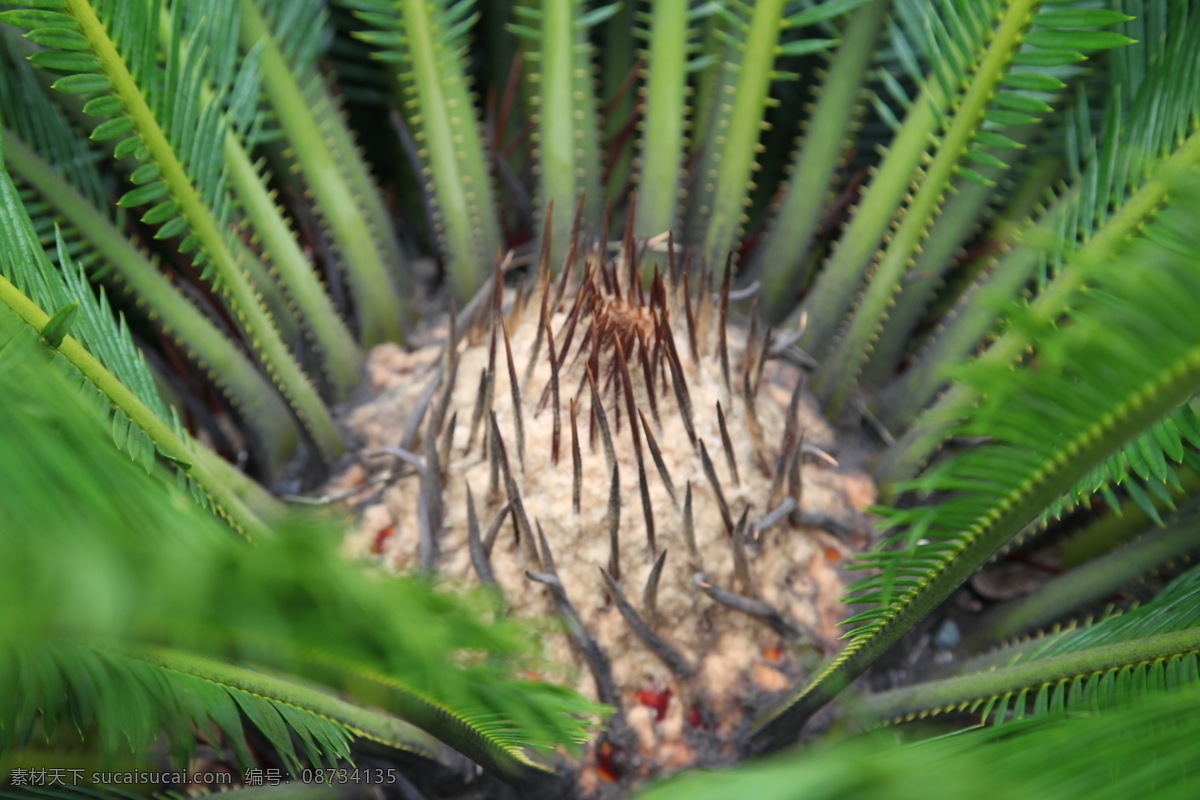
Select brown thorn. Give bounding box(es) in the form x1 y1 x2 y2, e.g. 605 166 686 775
731 506 753 595
481 503 511 558
717 256 732 395
637 455 657 557
486 412 502 506
754 497 797 540
535 520 554 576
437 411 458 483
637 332 661 428
682 261 699 364
742 371 764 461
510 274 529 329
643 549 668 627
697 265 713 358
586 363 616 473
544 302 562 465
716 400 741 488
466 367 490 457
682 481 700 570
466 483 499 589
768 431 797 511
567 318 595 374
613 336 642 455
492 411 542 570
521 275 549 390
600 567 693 678
660 317 696 446
526 571 622 709
555 279 588 369
622 194 639 304
638 408 678 509
754 323 772 398
743 298 759 385
570 398 582 516
692 573 802 640
787 432 804 511
607 463 621 581
783 373 806 447
500 318 525 470
430 350 460 440
699 439 734 536
665 230 677 281
417 422 442 572
399 366 439 452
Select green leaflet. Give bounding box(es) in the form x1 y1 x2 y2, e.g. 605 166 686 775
858 562 1200 727
0 346 604 774
515 0 606 264
753 173 1200 748
879 4 1200 481
644 684 1200 800
687 0 859 271
242 0 410 345
0 130 279 534
339 0 503 301
3 0 345 463
809 0 1132 414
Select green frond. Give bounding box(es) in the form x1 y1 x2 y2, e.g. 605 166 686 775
244 0 409 344
983 501 1200 642
339 0 503 300
858 561 1200 727
1038 403 1200 526
686 0 861 271
752 0 889 319
0 136 278 535
2 0 345 462
0 48 303 474
631 0 690 243
643 683 1200 800
753 172 1200 747
0 340 604 777
511 0 605 261
0 642 405 772
809 0 1132 413
880 2 1200 468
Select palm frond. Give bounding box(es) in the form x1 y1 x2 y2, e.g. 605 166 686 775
982 501 1200 641
0 135 277 535
752 0 889 318
1 0 344 462
339 0 503 299
510 0 609 261
753 171 1200 747
0 328 604 777
0 46 303 474
686 0 861 270
244 0 409 345
0 642 427 773
880 0 1200 477
643 683 1200 800
808 0 1133 413
858 560 1200 727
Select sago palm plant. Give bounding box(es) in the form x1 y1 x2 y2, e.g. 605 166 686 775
3 0 1200 797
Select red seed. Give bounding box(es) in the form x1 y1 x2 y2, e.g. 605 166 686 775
635 686 672 722
596 741 619 782
370 525 395 555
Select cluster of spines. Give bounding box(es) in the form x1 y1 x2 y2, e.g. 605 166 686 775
369 204 853 783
